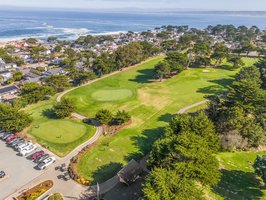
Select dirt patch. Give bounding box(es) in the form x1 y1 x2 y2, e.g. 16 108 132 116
138 88 170 110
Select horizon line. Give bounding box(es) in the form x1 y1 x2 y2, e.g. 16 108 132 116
1 5 266 12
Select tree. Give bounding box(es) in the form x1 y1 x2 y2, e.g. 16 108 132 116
255 58 266 89
211 43 230 67
154 61 171 81
54 45 62 53
228 55 244 69
253 155 266 185
143 168 204 200
0 103 32 132
30 46 47 62
165 51 188 72
114 110 131 125
12 71 23 81
42 75 70 92
47 36 57 42
241 41 255 56
146 112 220 199
19 82 55 104
74 72 96 86
95 109 113 125
114 42 144 69
54 98 75 118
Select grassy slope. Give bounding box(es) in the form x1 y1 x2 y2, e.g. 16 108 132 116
65 56 257 183
205 151 266 200
24 97 96 157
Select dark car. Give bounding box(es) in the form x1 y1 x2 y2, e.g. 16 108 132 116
10 139 25 147
8 138 23 146
0 171 6 178
35 154 49 163
31 151 45 160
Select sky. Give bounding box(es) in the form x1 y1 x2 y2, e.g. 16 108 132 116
0 0 266 11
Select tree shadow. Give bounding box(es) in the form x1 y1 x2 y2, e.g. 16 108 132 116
125 127 165 162
91 162 123 184
212 169 264 200
217 64 236 71
42 108 58 119
129 68 155 84
158 113 173 123
197 78 234 96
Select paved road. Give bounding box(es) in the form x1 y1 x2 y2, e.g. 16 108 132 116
0 141 43 199
177 100 209 114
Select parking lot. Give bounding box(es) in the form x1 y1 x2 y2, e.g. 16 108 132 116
0 140 44 199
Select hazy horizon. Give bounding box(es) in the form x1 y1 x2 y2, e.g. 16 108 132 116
1 0 266 11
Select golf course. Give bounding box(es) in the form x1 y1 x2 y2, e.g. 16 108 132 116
24 99 96 157
63 55 258 183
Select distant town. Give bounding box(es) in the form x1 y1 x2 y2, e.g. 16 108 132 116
1 24 263 102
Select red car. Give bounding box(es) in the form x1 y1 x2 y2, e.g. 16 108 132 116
31 151 45 160
5 134 17 142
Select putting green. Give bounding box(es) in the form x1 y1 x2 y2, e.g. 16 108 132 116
91 89 133 101
31 120 87 144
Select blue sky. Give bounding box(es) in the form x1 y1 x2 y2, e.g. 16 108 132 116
1 0 266 10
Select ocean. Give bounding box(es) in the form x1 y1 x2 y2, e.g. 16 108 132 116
0 9 266 42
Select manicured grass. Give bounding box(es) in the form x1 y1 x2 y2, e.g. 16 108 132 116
207 151 266 200
31 120 87 144
65 56 258 183
25 99 96 157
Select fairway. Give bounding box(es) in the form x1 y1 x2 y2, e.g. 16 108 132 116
25 99 96 157
91 89 133 101
31 120 87 144
65 56 258 183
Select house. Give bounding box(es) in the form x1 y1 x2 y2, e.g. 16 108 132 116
0 70 13 81
24 72 42 83
0 85 18 102
117 159 143 186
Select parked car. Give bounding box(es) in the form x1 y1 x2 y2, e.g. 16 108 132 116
5 134 17 142
35 154 49 163
8 138 23 146
31 151 45 160
16 142 32 151
37 157 56 170
19 145 37 156
2 133 14 140
10 139 25 147
0 171 6 178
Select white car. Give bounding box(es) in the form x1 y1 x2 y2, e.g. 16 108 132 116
16 142 32 151
37 157 56 170
19 145 37 156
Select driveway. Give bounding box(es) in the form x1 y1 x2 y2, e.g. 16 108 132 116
0 141 43 199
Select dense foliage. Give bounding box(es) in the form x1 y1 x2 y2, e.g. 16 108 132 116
19 82 55 105
42 74 70 92
95 109 113 125
143 112 220 199
253 155 266 185
207 64 266 150
54 98 76 118
0 103 32 132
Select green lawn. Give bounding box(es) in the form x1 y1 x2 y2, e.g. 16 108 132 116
206 151 266 200
25 99 96 157
65 56 258 183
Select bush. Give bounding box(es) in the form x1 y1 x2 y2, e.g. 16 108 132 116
220 130 248 151
95 109 113 125
114 110 131 125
